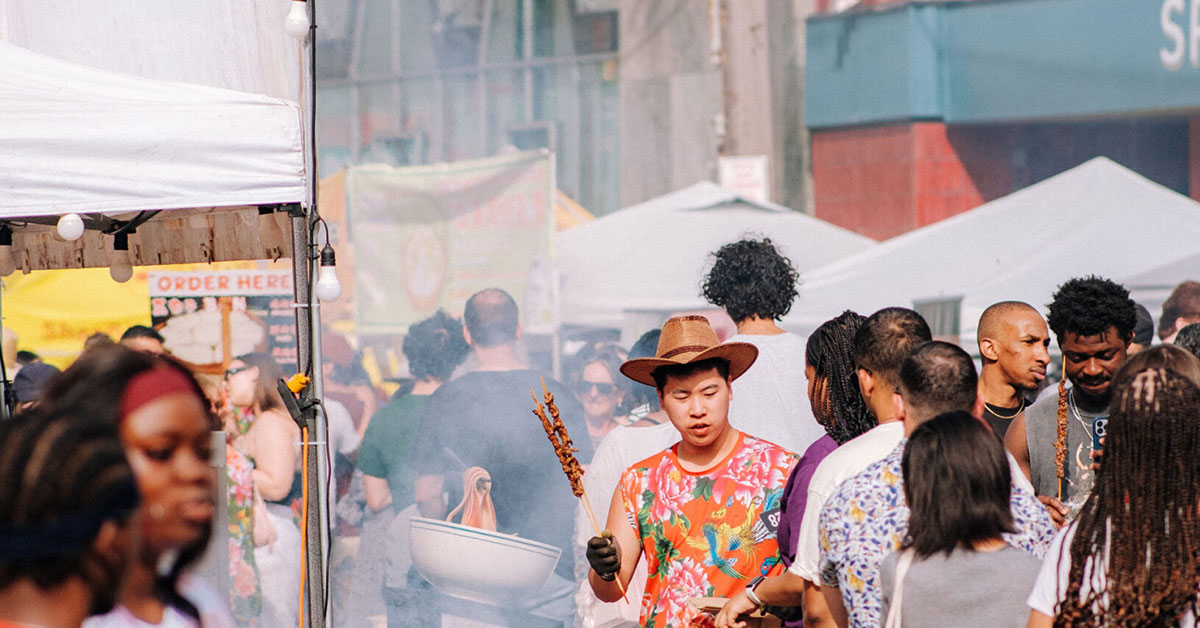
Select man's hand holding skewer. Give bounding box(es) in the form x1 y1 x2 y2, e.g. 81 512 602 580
586 531 621 581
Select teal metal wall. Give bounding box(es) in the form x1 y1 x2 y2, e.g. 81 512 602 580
807 0 1200 129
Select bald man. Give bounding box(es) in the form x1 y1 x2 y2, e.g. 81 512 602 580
976 302 1050 439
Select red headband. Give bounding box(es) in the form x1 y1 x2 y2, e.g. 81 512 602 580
120 366 198 418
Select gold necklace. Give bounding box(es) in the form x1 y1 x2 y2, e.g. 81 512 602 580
985 398 1025 420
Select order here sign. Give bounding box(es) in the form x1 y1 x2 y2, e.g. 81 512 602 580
149 270 293 297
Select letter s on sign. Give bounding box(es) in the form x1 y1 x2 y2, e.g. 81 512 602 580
1163 0 1185 70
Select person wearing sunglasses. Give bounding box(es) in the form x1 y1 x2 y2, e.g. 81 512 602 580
572 343 631 445
223 352 300 628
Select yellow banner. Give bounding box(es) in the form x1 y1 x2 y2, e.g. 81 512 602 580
2 261 289 369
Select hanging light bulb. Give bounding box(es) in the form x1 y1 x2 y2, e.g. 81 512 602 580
284 0 309 40
315 243 342 301
109 232 134 283
258 208 284 252
57 213 85 241
0 226 15 277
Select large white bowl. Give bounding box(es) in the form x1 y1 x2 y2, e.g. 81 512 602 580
409 517 562 605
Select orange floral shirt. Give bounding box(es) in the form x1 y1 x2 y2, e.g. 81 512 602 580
620 432 798 628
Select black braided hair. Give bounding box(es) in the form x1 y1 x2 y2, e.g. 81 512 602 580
806 311 873 445
0 407 137 593
1053 368 1200 627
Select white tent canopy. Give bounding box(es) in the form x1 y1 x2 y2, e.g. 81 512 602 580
558 181 876 331
782 157 1200 345
0 1 304 269
0 41 304 218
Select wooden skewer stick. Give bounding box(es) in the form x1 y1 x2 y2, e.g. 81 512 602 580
531 387 628 602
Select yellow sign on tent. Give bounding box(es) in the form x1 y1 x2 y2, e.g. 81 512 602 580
2 261 288 369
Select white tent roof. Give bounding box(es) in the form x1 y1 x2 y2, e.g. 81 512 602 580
782 157 1200 344
0 0 305 268
558 181 877 328
0 41 304 218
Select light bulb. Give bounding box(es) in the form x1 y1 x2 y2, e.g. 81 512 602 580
285 0 309 40
57 213 85 241
315 243 342 301
258 210 284 252
109 232 133 283
109 250 133 283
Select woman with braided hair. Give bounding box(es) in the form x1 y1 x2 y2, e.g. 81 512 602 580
39 346 237 628
0 407 140 628
715 311 874 628
1026 363 1200 627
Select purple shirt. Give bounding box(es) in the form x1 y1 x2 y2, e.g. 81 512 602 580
779 434 838 568
776 434 837 628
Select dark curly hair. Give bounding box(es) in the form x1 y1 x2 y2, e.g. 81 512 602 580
1045 276 1136 343
1174 323 1200 360
403 310 470 382
701 237 800 323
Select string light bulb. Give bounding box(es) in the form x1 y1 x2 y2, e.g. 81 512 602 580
109 232 133 283
0 226 15 277
315 243 342 301
57 213 85 241
284 0 309 40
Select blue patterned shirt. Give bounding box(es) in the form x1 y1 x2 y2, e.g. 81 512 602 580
817 441 1056 628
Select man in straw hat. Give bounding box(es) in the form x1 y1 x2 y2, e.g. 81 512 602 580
586 315 799 628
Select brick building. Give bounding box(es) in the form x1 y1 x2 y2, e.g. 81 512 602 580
807 0 1200 240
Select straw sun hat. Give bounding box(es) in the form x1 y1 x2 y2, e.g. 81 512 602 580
619 315 758 387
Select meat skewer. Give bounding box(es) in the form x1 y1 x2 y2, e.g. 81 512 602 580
531 384 628 601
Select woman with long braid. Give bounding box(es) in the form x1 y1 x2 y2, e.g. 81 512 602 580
0 408 140 628
1026 361 1200 627
41 346 237 628
718 310 875 628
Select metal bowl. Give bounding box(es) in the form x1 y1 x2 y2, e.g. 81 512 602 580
409 517 562 605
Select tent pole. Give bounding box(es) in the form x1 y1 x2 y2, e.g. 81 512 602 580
289 205 326 628
299 0 327 626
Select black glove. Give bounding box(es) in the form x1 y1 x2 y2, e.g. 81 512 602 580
586 532 621 581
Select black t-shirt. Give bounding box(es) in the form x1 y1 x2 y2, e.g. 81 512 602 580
983 403 1023 439
411 369 592 577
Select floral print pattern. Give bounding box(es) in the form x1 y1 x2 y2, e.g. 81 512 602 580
621 433 798 628
818 441 1056 628
227 438 261 625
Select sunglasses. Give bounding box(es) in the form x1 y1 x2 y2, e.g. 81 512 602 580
577 381 618 396
224 365 252 380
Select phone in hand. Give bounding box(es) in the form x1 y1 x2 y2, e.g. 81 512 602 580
1092 415 1108 452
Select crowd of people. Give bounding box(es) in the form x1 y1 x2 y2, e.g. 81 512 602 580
6 236 1200 628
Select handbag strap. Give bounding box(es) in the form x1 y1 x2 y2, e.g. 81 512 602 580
884 549 916 628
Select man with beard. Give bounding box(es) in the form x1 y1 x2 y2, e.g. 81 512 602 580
976 302 1051 439
1005 276 1136 525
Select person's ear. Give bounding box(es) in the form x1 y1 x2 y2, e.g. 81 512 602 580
856 368 874 400
971 393 986 420
892 389 906 423
979 338 999 361
514 323 522 341
462 323 474 347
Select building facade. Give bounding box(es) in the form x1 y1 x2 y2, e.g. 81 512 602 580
807 0 1200 239
315 0 815 216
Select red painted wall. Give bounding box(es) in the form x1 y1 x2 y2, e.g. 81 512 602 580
812 122 1007 241
813 119 1192 241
